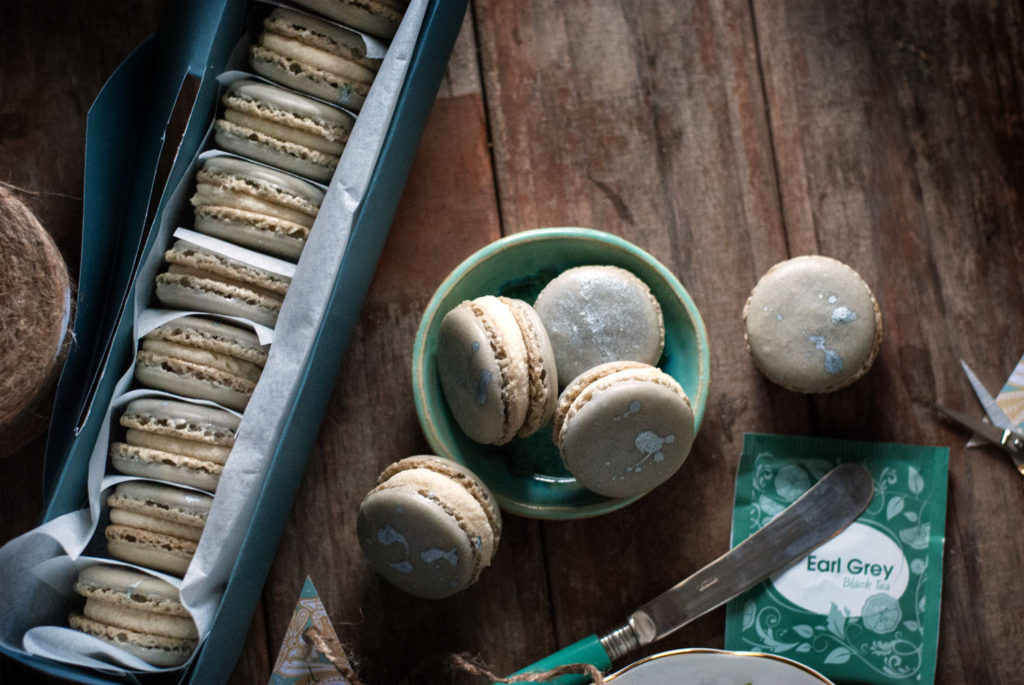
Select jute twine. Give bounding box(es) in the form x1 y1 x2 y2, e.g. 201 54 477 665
0 183 74 453
301 628 605 684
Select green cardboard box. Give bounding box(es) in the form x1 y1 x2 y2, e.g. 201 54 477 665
0 0 466 682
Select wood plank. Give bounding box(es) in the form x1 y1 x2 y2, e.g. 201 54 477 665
238 13 556 683
753 2 1024 683
0 2 167 682
472 0 797 670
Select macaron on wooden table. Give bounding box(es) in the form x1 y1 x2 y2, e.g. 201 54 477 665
2 2 1023 684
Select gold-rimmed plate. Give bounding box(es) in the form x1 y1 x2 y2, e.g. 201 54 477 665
607 648 834 684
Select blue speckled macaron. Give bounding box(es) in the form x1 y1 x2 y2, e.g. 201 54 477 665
743 255 882 393
356 456 501 599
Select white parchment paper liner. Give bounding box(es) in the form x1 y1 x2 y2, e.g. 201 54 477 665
0 0 427 675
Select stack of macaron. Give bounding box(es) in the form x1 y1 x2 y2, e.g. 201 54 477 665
434 265 697 501
69 565 198 668
357 455 501 599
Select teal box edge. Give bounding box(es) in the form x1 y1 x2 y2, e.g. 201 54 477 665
3 0 468 682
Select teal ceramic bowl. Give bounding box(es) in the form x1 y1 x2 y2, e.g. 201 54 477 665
412 228 710 519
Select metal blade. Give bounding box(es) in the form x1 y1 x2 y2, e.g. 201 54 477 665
626 463 874 646
960 360 1015 429
933 403 1011 448
934 403 1024 469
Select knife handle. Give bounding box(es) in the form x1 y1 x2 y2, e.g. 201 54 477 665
502 634 611 684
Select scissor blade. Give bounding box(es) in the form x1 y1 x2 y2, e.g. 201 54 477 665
934 403 1024 476
934 403 1010 446
960 360 1015 429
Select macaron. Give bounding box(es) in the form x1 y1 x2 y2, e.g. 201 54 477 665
435 295 557 445
743 255 883 393
190 156 324 261
155 240 291 328
357 456 501 599
134 316 268 411
553 361 695 499
534 265 665 387
214 79 354 182
69 564 198 667
109 398 240 491
250 8 382 111
104 481 212 575
292 0 408 40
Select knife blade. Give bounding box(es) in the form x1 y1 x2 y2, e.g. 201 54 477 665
508 463 874 683
623 462 873 647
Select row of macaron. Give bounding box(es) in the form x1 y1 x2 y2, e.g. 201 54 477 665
64 0 411 667
152 1 414 328
98 0 418 574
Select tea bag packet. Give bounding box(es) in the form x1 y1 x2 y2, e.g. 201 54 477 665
725 433 949 685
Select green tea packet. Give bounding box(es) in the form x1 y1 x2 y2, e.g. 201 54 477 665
724 433 949 684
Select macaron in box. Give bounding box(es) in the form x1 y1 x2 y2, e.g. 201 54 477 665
413 228 709 519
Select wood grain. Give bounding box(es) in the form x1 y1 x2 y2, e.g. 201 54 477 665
2 0 1023 684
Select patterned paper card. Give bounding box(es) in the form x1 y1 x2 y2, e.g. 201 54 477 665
270 577 353 685
994 354 1024 428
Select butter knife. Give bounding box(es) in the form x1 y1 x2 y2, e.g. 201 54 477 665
507 462 874 684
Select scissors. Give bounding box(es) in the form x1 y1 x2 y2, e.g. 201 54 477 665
934 360 1024 477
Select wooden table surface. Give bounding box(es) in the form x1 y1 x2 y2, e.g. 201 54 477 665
3 1 1023 683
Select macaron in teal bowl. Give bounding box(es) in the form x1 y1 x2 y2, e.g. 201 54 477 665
412 228 710 519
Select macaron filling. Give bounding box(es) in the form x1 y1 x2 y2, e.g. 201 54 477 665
106 481 212 526
499 297 556 437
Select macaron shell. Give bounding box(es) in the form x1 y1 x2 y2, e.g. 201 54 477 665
534 265 665 386
197 156 325 213
110 442 223 492
357 487 478 599
105 525 196 576
215 80 353 182
379 455 501 545
214 122 337 183
223 79 353 132
743 255 882 393
83 598 198 640
75 565 187 615
68 614 195 668
156 272 282 328
435 297 529 445
558 369 695 498
134 352 254 412
143 316 268 366
292 0 407 40
107 481 212 527
193 206 308 260
192 158 318 260
551 360 649 441
251 9 380 110
373 468 495 565
120 398 239 445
